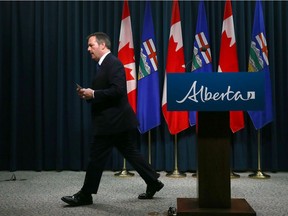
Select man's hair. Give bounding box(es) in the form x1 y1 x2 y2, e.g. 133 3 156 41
87 32 111 49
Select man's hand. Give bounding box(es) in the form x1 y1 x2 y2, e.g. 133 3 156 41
77 88 94 100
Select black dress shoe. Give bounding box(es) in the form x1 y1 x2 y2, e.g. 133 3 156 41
138 180 164 199
61 191 93 206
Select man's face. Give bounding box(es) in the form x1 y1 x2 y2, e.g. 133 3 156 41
87 36 103 61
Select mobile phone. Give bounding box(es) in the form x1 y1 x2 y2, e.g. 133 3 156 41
75 83 82 89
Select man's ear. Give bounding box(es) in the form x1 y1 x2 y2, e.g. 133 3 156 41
101 42 106 50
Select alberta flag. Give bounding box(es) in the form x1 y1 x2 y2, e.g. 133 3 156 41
189 0 212 126
137 1 161 134
248 0 273 130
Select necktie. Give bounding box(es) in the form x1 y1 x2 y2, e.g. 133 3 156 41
94 63 100 77
96 63 100 71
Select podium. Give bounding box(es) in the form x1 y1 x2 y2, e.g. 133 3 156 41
176 112 256 215
167 72 264 215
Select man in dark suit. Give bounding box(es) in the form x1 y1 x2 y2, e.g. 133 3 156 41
61 32 164 206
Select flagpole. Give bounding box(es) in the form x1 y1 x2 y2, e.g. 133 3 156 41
249 129 270 179
148 130 152 164
166 134 186 178
114 158 135 177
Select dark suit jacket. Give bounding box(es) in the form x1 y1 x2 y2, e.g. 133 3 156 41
90 53 138 135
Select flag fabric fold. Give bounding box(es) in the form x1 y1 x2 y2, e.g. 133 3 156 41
189 0 212 126
118 0 137 113
218 0 244 133
247 0 273 130
162 0 189 135
137 0 161 134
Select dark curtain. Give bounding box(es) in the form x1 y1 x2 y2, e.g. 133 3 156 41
0 1 287 172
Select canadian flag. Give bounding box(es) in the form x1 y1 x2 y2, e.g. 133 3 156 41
118 0 137 113
218 0 244 133
161 0 189 135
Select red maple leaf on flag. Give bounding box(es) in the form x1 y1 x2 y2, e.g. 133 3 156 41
118 43 135 65
124 67 133 81
218 31 238 72
118 43 135 81
166 37 185 72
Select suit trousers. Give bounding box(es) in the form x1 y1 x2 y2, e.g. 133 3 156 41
81 129 159 194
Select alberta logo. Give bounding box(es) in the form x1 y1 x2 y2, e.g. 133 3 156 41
167 72 265 111
176 81 256 104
